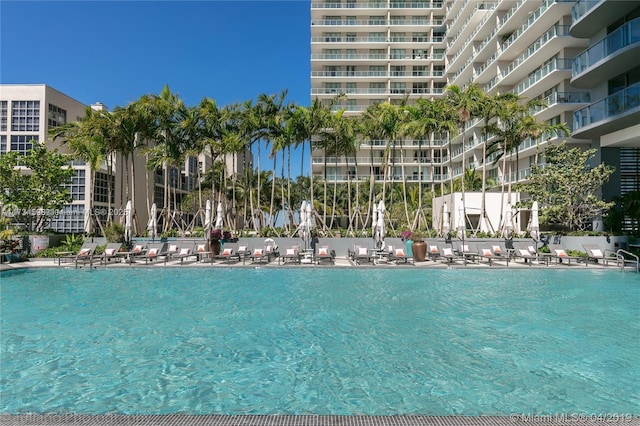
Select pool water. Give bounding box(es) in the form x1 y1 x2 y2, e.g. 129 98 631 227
1 267 638 415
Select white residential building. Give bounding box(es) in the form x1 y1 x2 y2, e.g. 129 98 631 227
310 0 640 228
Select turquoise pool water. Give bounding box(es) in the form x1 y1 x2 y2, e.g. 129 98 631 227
1 267 638 415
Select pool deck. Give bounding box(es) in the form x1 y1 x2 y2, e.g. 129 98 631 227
0 253 634 271
2 414 637 426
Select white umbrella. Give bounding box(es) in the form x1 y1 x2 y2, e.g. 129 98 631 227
147 203 157 241
456 204 465 240
204 200 212 233
371 202 378 240
442 202 450 237
124 200 132 244
215 201 224 230
299 201 309 246
376 200 385 248
306 200 313 236
503 203 514 239
529 201 540 242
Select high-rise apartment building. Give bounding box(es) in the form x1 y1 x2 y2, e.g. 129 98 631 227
570 0 640 227
310 0 640 228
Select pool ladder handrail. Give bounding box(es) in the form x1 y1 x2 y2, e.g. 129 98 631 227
616 249 639 273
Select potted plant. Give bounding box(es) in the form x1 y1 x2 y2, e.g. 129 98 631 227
401 230 414 258
411 230 427 262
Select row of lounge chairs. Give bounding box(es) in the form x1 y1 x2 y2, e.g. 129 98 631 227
57 240 333 267
57 240 626 268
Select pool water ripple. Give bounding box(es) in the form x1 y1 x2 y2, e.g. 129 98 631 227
1 267 638 415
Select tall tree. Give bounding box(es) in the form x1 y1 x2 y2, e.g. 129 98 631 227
515 141 614 231
50 107 108 235
444 84 483 234
0 145 75 232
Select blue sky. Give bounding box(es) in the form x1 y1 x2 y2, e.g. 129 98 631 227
1 0 311 174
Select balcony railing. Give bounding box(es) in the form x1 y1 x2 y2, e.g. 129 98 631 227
312 88 444 95
311 1 443 9
312 71 388 77
571 0 600 23
573 82 640 131
513 58 572 94
573 17 640 76
485 24 571 92
311 53 388 60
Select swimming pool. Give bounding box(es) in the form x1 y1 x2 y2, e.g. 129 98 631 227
1 267 638 415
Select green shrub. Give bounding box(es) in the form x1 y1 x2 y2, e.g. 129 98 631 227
104 222 125 243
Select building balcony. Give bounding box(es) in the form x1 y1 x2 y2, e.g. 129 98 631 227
311 1 443 10
572 82 640 139
570 0 639 39
533 91 591 122
571 17 640 88
512 58 572 98
311 53 388 62
311 71 389 78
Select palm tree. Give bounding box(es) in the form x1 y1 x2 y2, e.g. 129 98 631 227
359 102 405 230
486 95 569 232
288 98 335 229
49 107 107 235
476 91 516 234
444 84 484 235
136 86 187 232
400 98 455 230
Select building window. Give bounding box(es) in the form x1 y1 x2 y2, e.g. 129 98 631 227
94 171 115 204
390 82 406 94
390 32 406 42
368 32 386 42
325 82 342 94
325 48 341 59
64 169 86 201
11 100 40 132
391 65 406 76
369 82 386 94
324 32 342 42
369 65 385 76
48 104 67 128
325 65 341 76
412 32 428 42
413 82 429 94
49 204 85 233
413 65 428 76
0 101 7 131
369 16 385 25
369 49 385 60
390 49 407 59
10 135 38 154
0 135 6 154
